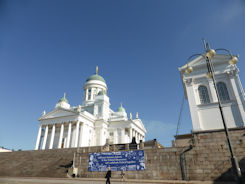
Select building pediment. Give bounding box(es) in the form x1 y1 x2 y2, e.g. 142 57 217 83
38 107 78 121
179 54 231 73
132 119 147 133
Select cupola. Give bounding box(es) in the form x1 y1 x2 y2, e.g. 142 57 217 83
55 93 70 109
83 66 108 105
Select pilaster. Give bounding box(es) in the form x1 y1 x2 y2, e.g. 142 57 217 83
58 124 64 148
66 122 72 148
75 121 80 147
49 124 55 149
35 125 42 150
42 125 49 150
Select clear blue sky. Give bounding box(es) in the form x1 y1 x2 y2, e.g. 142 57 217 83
0 0 245 150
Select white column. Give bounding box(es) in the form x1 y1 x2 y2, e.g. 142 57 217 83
121 128 125 143
49 124 56 149
75 121 80 147
42 125 49 150
66 122 72 148
79 123 84 147
208 80 218 102
230 77 245 123
186 83 202 130
58 124 64 148
35 125 42 150
86 89 88 100
129 128 132 142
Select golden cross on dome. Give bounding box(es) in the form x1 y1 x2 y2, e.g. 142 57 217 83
96 66 98 74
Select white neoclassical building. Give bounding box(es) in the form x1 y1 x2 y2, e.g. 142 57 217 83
179 54 245 131
35 67 146 150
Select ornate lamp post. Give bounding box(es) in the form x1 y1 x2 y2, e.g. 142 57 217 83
185 39 242 183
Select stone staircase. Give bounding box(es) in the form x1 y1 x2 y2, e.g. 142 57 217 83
0 148 77 178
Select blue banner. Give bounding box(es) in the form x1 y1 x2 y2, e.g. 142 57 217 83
88 150 145 172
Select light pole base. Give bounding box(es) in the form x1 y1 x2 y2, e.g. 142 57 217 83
231 156 242 183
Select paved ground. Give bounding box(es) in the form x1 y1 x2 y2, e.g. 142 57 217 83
0 177 239 184
0 177 237 184
0 177 209 184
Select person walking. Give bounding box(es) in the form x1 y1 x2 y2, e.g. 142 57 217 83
105 166 111 184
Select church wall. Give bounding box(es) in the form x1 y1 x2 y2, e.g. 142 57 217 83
198 107 223 130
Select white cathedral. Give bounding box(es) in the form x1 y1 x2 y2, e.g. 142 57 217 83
35 67 146 150
179 54 245 131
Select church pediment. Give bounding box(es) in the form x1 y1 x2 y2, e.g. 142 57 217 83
39 108 77 120
179 54 230 72
133 119 147 133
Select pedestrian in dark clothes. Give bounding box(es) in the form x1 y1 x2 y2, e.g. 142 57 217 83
105 167 111 184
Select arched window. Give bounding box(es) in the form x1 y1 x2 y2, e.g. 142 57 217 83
217 82 230 101
198 85 210 104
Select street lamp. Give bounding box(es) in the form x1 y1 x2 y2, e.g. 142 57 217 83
185 39 242 183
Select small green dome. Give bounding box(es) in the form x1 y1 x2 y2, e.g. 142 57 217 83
86 74 106 83
117 104 126 112
58 93 69 103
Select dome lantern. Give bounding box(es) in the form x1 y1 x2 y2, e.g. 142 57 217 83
117 103 126 112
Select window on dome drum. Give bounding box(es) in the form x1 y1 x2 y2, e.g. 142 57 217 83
198 85 210 104
217 82 230 101
98 106 102 114
88 88 91 100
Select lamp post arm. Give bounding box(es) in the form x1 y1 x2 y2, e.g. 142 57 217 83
187 54 204 62
215 48 233 56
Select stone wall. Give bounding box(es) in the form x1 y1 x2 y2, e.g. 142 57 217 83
74 147 183 180
0 128 244 181
185 127 245 181
67 127 245 181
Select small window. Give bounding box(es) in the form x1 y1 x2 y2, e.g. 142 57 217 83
98 106 102 114
88 88 92 100
217 82 230 101
198 85 210 104
109 132 114 136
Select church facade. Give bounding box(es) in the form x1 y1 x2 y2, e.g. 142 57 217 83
35 68 146 150
179 54 245 131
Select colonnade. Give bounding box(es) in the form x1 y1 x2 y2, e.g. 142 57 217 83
35 121 86 150
131 128 144 142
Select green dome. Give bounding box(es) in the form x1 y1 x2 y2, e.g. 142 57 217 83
86 74 106 83
58 93 69 103
117 104 126 112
